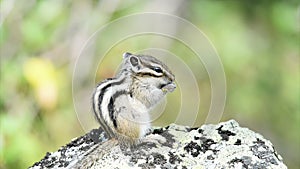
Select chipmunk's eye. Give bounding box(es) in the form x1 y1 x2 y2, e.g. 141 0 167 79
152 67 163 73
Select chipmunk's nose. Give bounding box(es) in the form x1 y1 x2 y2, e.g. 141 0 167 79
161 82 176 93
167 82 176 92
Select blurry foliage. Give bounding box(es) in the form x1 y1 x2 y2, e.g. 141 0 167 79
23 58 58 110
0 0 299 169
21 1 67 52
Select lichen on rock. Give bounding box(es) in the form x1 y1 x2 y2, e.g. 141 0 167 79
30 120 287 169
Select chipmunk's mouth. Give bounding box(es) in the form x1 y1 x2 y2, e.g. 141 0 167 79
160 82 176 92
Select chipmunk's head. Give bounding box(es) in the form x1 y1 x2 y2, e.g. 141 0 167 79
122 52 176 93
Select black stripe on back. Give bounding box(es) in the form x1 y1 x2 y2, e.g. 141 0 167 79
93 78 125 138
92 90 113 138
108 90 128 128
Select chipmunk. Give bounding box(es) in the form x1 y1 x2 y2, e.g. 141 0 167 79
92 52 176 145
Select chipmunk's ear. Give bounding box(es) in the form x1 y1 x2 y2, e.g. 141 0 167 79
129 55 139 67
123 52 141 70
123 52 132 59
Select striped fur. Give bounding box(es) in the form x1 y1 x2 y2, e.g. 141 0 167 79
92 53 176 145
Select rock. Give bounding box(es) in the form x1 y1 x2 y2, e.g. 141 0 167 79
30 120 287 169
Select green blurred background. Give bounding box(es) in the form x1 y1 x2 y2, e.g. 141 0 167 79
0 1 299 168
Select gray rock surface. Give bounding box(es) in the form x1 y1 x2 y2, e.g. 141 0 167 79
30 120 287 169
